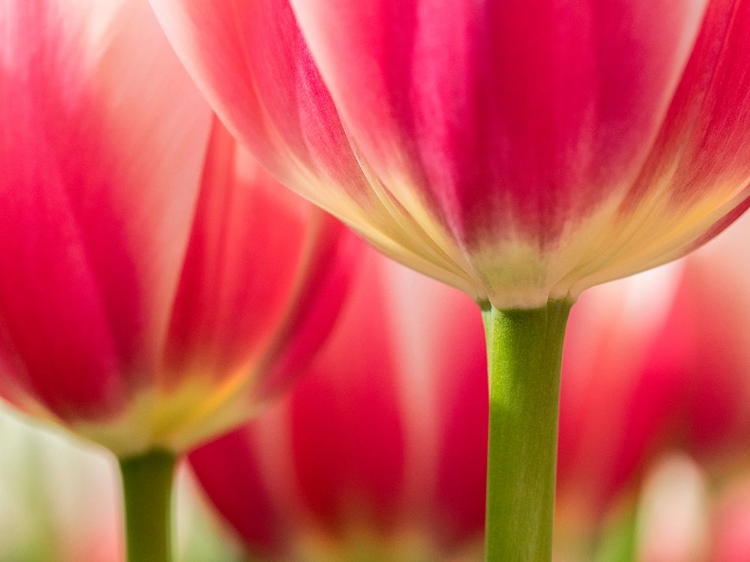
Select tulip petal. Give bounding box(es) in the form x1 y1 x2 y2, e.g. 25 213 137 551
164 120 311 385
149 0 361 202
151 0 496 300
81 0 212 366
0 0 131 418
0 0 209 420
564 0 750 293
153 120 355 449
290 0 708 247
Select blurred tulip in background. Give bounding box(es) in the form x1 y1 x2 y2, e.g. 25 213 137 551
1 3 356 559
0 0 354 458
190 246 488 562
556 213 750 560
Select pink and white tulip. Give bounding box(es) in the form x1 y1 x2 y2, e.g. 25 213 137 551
152 0 750 309
556 214 750 550
189 247 489 561
0 0 355 457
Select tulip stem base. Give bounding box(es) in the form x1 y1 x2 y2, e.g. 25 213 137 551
119 449 177 562
482 300 572 562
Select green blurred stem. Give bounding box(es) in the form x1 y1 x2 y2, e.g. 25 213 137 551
482 300 572 562
119 449 177 562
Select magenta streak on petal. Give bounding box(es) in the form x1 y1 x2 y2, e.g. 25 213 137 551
153 0 371 204
233 0 352 183
671 0 750 206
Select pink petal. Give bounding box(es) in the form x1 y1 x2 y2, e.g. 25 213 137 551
150 0 367 203
188 427 286 555
631 0 750 209
287 253 409 534
151 0 485 300
598 0 750 273
290 0 708 246
557 266 687 518
164 118 355 401
0 0 209 420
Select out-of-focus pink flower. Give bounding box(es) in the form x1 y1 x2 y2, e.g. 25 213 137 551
189 247 488 561
556 263 689 525
0 0 355 457
667 214 750 467
557 213 750 530
152 0 750 309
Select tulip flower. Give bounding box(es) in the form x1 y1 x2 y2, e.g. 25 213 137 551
189 246 489 562
556 213 750 558
556 264 689 540
151 0 750 559
666 214 750 467
555 263 712 559
561 214 750 515
0 1 355 560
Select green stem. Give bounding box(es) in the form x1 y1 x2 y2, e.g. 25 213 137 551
482 300 572 562
119 449 177 562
